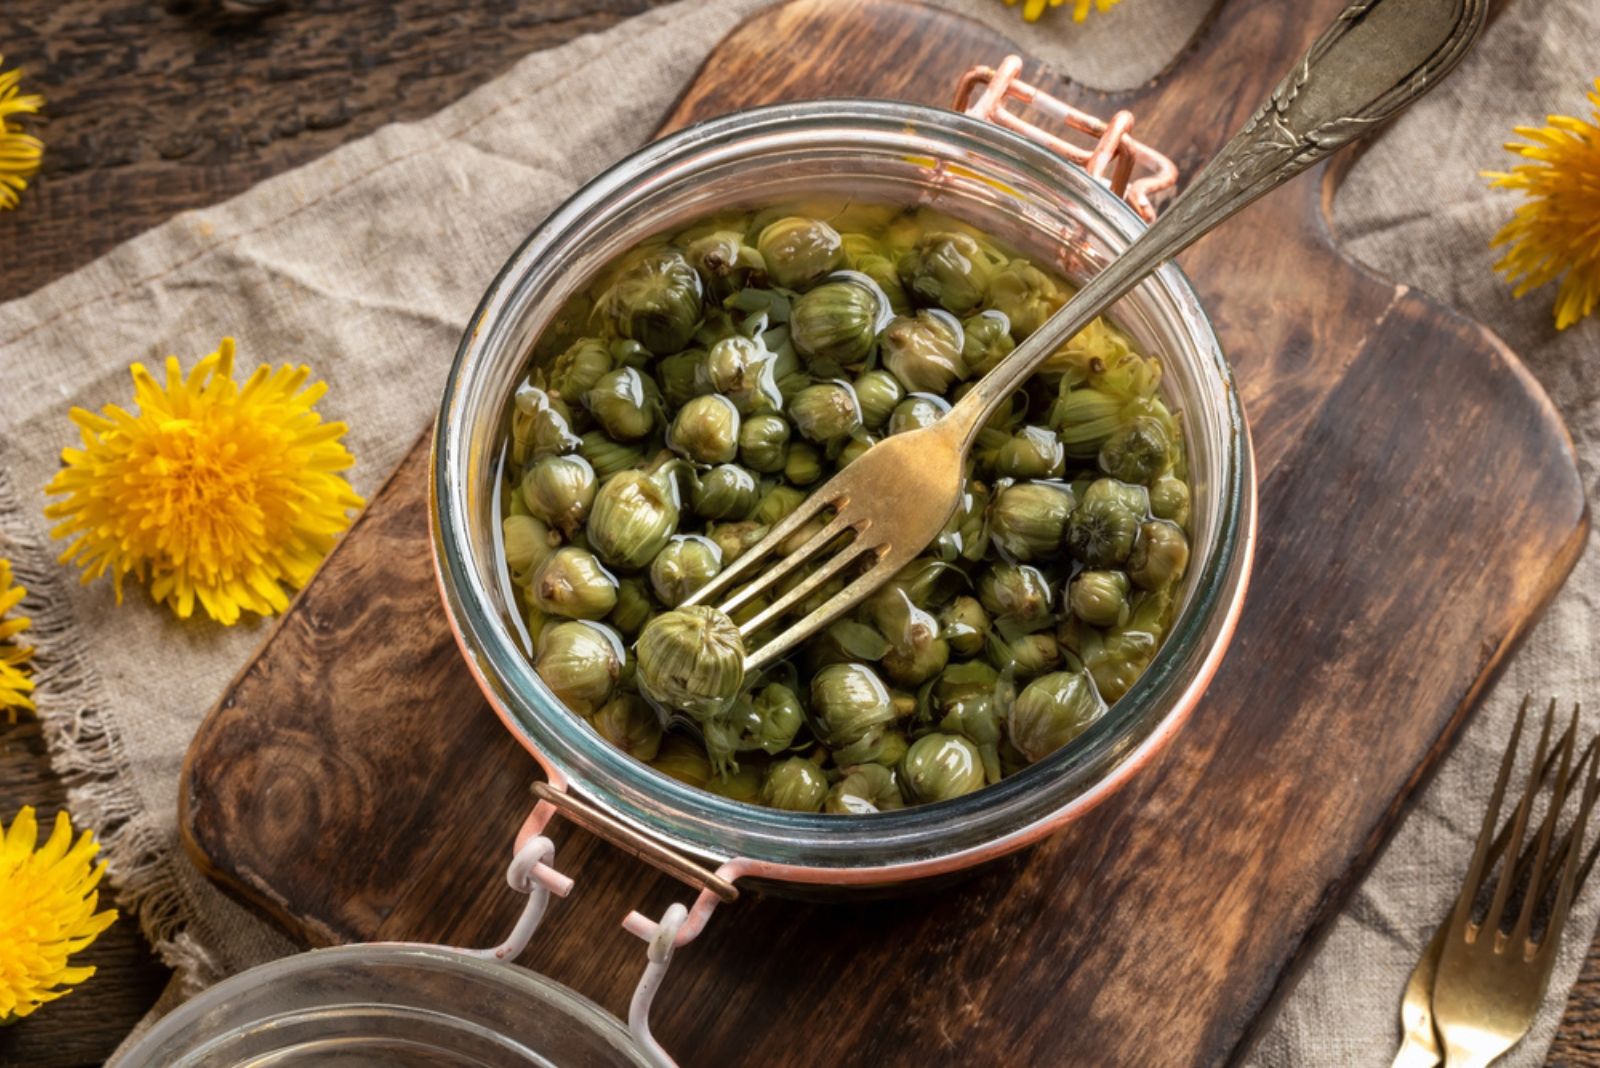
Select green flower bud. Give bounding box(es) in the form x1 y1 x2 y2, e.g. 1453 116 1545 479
760 756 828 811
1049 387 1129 459
898 231 999 315
939 595 991 657
753 484 806 526
607 576 655 638
1069 569 1132 628
588 468 680 571
651 733 711 788
531 546 620 620
933 479 991 562
842 232 912 314
655 348 710 410
933 660 1003 783
609 338 653 370
810 662 895 746
851 369 904 431
757 216 844 290
790 277 884 372
691 464 760 521
705 519 769 565
548 337 613 402
960 310 1016 376
900 732 986 802
738 413 791 474
584 367 659 442
591 692 663 762
576 431 645 480
599 250 705 356
789 381 863 444
745 682 805 755
510 382 582 464
636 605 746 720
669 394 741 464
521 454 597 537
1008 670 1107 763
684 229 764 297
993 425 1067 480
705 758 766 803
702 336 781 413
880 310 967 394
1149 474 1191 528
1128 520 1189 590
502 514 559 581
825 763 904 814
827 724 900 768
1082 591 1169 702
985 258 1063 338
1098 415 1172 485
1066 479 1148 568
886 392 949 436
882 634 949 688
836 434 875 468
783 441 824 485
535 620 624 715
649 535 723 607
989 481 1075 563
978 562 1055 630
990 632 1062 679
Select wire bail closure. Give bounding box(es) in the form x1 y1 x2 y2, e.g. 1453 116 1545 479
466 781 746 1068
954 55 1178 221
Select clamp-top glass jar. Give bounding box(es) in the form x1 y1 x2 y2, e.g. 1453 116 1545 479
432 95 1253 894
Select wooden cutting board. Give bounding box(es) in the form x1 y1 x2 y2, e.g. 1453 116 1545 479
180 0 1589 1064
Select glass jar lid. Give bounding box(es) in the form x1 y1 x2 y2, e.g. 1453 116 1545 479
113 943 652 1068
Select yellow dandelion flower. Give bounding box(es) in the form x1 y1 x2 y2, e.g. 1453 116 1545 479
0 807 116 1022
44 338 366 626
0 559 35 723
0 57 45 212
1484 79 1600 330
1002 0 1122 23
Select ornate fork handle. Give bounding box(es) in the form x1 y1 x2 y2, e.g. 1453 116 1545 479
947 0 1489 444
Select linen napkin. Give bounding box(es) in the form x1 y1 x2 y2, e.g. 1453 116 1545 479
0 0 1592 1063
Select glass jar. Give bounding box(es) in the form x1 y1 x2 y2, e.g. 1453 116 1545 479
431 99 1255 889
116 944 650 1067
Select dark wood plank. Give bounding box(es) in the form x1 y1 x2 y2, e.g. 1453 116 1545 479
176 1 1595 1066
0 0 676 301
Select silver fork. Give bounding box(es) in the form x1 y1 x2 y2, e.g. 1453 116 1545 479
1429 698 1600 1068
683 0 1489 670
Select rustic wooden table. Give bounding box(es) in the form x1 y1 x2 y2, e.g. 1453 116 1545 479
0 1 1595 1065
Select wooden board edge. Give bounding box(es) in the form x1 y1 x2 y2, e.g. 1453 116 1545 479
176 422 437 921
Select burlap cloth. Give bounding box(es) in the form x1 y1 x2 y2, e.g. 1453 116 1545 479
0 0 1594 1062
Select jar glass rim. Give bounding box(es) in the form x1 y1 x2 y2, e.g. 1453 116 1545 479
432 98 1252 877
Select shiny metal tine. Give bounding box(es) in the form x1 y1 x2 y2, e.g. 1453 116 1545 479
736 540 872 639
1530 735 1600 893
1542 704 1598 958
721 511 858 618
1450 695 1532 937
1484 698 1559 935
744 553 899 673
1511 702 1580 944
680 489 841 608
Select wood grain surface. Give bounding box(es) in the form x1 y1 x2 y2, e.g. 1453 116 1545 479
174 1 1596 1066
3 0 1597 1065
